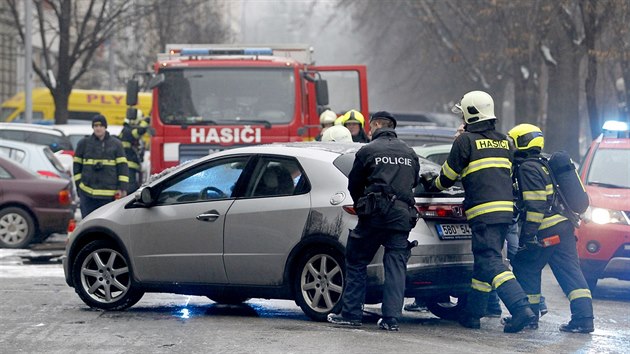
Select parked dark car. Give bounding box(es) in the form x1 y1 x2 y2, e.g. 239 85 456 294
0 156 74 248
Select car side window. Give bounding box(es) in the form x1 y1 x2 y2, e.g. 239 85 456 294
248 157 307 197
155 156 249 205
0 165 11 179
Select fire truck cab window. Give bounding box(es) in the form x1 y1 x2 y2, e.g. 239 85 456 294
158 68 295 125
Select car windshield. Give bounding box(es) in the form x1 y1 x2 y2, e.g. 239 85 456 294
586 148 630 188
157 67 295 125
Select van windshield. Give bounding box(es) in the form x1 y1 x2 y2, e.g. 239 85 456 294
157 67 295 126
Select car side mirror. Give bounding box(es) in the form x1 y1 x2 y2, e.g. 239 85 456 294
135 186 154 206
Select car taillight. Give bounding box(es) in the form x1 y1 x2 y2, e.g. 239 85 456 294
416 204 466 220
58 189 71 205
67 219 76 233
342 205 357 215
38 170 61 178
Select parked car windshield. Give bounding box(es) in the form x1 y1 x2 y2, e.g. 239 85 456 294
586 148 630 188
0 129 72 152
157 67 295 125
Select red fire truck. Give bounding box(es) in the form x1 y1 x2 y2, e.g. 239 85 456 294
126 44 369 174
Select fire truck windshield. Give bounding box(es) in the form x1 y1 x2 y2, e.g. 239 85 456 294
157 67 295 126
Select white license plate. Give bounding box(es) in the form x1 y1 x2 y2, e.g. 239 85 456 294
436 223 472 240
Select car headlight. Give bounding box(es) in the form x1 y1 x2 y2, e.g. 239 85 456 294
584 206 629 225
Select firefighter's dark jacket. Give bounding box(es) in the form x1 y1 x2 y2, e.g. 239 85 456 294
348 128 420 231
73 132 129 198
513 149 568 238
118 120 149 171
433 120 513 225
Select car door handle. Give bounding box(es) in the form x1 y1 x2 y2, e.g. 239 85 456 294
196 211 220 222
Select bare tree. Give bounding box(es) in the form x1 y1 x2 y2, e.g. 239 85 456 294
8 0 133 124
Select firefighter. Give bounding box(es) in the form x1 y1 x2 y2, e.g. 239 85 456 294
73 115 128 218
506 123 594 333
327 111 420 331
118 109 151 194
315 109 337 141
336 109 369 143
423 91 534 333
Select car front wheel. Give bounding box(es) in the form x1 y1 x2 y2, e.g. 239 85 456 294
293 248 345 321
72 240 144 310
0 207 35 249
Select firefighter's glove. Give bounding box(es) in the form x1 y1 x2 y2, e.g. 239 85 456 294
420 171 439 192
518 233 540 251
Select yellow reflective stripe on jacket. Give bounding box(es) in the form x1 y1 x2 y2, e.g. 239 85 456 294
523 185 553 201
122 141 132 148
526 211 544 223
82 158 117 166
119 175 129 183
73 173 81 181
492 271 516 289
127 161 140 170
73 156 83 164
527 294 541 304
465 201 514 220
568 288 592 301
539 214 568 230
441 161 459 181
461 157 511 178
116 157 128 164
471 278 493 293
79 182 117 197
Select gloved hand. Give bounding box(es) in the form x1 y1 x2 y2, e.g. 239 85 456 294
518 233 539 251
420 171 439 192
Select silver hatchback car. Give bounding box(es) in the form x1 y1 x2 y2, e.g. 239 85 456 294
63 142 472 321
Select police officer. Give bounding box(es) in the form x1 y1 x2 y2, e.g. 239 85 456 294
118 108 151 194
327 111 420 331
506 124 594 333
424 91 534 333
73 115 129 218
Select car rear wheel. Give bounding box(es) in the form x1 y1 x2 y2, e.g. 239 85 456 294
72 240 144 310
293 248 345 321
0 207 35 249
426 294 468 321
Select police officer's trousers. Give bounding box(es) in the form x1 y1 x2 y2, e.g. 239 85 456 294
466 222 530 318
512 221 593 321
341 225 411 321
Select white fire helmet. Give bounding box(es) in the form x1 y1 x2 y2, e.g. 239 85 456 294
321 125 353 142
319 109 337 126
452 90 496 124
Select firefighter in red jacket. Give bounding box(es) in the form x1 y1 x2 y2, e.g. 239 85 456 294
424 91 534 333
507 123 594 333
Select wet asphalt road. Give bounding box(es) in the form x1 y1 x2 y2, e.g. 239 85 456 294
1 239 629 353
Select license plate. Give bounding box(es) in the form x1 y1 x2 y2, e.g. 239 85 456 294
436 223 472 240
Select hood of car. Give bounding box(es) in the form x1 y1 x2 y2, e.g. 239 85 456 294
586 185 630 210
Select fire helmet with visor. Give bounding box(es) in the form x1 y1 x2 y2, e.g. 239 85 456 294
508 123 545 151
339 109 365 127
452 90 496 124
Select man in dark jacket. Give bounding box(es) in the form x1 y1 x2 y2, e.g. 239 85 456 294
73 115 129 217
425 91 535 333
328 111 420 331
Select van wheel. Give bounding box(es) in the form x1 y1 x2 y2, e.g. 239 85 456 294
293 248 345 321
0 207 36 249
426 294 468 321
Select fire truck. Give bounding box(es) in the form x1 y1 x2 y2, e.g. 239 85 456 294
126 44 369 174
